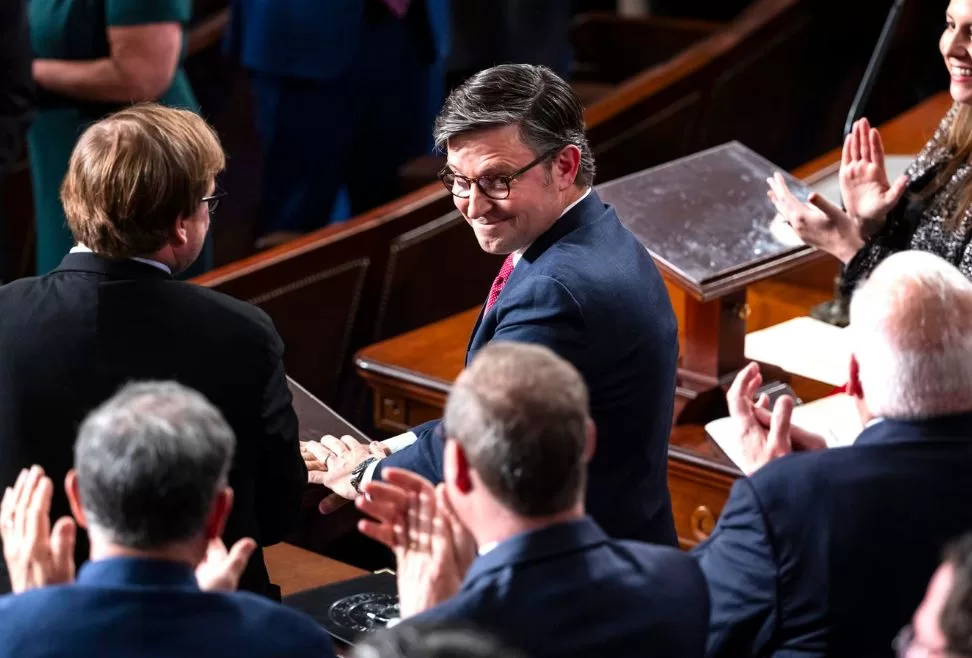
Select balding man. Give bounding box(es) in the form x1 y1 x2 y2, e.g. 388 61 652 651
694 251 972 657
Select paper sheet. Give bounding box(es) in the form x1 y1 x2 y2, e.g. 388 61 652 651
705 394 863 470
744 316 850 386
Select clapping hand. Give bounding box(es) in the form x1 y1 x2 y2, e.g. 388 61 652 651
195 537 257 592
0 466 77 593
357 468 475 618
767 172 865 263
840 118 909 234
727 363 828 476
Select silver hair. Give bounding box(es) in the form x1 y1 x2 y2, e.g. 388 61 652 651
849 250 972 419
74 381 235 550
443 342 590 516
433 64 596 187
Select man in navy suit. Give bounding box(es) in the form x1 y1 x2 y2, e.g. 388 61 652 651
228 0 450 246
0 382 335 658
694 251 972 657
357 343 709 658
304 64 680 546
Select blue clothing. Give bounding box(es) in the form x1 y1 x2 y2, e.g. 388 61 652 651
408 518 709 658
229 0 448 82
0 557 335 657
381 190 681 545
694 411 972 657
228 0 449 234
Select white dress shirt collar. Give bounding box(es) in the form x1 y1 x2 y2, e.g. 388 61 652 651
70 244 172 275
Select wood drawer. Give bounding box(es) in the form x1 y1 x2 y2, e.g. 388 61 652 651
373 389 443 433
668 457 735 550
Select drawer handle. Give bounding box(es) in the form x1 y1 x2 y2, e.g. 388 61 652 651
690 505 716 541
383 398 403 417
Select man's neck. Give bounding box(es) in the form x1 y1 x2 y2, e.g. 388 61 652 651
89 537 203 568
469 502 585 550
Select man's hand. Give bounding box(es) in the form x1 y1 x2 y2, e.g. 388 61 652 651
393 489 465 618
357 467 437 548
301 436 389 508
195 537 257 592
727 363 827 476
0 466 77 593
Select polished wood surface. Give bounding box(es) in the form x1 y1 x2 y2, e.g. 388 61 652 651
266 542 368 597
355 92 952 549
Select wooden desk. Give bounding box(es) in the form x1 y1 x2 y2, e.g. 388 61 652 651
355 92 952 549
266 542 368 597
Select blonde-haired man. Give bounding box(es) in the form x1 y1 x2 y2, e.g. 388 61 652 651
0 104 306 599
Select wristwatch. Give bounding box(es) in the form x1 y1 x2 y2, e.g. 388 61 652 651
350 457 377 494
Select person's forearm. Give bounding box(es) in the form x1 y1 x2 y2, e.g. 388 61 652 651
33 57 167 104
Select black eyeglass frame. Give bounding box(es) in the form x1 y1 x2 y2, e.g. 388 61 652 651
437 144 568 200
201 190 226 214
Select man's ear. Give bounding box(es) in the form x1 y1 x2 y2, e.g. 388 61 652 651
170 216 190 248
203 487 234 542
445 439 473 494
64 470 87 530
554 145 582 189
583 418 597 464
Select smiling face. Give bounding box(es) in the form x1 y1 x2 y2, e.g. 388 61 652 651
942 0 972 105
446 124 580 255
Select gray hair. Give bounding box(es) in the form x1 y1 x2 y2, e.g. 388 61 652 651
74 381 235 550
434 64 596 187
443 342 590 516
849 251 972 419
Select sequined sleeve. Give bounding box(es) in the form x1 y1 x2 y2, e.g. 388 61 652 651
839 103 962 298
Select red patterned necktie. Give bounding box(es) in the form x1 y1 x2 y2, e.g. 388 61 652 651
381 0 411 18
485 254 515 313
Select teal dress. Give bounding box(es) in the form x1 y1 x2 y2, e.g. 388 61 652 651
27 0 211 277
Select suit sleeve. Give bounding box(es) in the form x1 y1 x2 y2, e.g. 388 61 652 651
490 274 587 362
691 478 779 658
254 327 306 545
377 420 444 484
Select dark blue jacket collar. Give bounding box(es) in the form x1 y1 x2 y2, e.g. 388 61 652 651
462 517 609 589
518 188 605 268
855 410 972 447
76 557 198 590
54 252 173 281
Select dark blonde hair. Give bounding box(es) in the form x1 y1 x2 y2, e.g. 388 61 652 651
924 105 972 232
61 104 225 259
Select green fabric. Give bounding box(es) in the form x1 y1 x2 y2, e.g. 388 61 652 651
27 0 206 276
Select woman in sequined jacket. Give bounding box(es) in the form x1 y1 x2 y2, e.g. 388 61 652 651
768 0 972 294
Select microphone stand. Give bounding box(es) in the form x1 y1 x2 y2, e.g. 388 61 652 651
811 0 908 327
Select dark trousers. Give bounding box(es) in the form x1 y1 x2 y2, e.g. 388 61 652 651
250 18 442 235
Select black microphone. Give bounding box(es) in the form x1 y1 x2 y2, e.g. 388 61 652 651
843 0 909 139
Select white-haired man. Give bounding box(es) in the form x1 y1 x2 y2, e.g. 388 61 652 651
695 250 972 657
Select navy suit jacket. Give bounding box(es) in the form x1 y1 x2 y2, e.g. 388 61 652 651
229 0 449 81
407 518 709 658
380 190 680 545
694 412 972 657
0 557 335 657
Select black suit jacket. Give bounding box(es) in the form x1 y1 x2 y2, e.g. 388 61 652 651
693 412 972 657
381 191 680 545
0 253 306 597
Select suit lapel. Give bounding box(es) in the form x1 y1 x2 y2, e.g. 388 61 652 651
463 190 606 365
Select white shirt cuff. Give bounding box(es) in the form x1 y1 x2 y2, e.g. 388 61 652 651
362 431 418 485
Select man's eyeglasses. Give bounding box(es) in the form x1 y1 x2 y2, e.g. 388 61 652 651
892 623 972 657
438 145 566 200
201 191 226 214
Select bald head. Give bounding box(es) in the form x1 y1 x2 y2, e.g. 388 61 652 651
849 251 972 419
